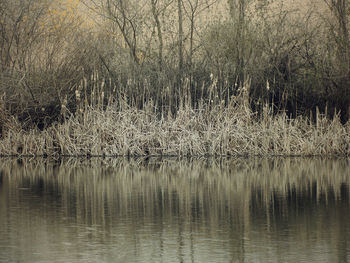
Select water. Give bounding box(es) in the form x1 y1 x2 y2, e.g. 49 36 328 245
0 158 349 263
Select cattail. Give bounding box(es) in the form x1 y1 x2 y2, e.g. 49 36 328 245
61 96 68 119
75 89 80 103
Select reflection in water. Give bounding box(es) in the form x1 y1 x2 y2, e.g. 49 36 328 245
0 158 349 262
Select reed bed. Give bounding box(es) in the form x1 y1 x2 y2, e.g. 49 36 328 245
0 81 349 157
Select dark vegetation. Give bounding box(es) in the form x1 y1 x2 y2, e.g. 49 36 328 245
0 0 349 138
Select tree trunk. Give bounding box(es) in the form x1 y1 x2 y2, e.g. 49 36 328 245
177 0 184 74
151 0 163 71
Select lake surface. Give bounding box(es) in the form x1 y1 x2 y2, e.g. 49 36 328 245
0 158 349 263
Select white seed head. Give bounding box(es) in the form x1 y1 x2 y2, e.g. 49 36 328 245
75 89 80 99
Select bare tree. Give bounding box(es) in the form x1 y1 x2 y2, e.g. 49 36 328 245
108 0 144 64
182 0 221 69
0 0 50 72
150 0 163 70
324 0 349 72
323 0 350 122
227 0 253 84
84 0 148 65
177 0 184 74
182 0 200 69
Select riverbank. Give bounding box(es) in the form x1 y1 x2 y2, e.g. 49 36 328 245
0 93 349 157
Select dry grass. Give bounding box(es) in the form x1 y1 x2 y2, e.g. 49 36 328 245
0 80 349 157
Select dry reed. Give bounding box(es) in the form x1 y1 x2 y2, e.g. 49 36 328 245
0 80 349 157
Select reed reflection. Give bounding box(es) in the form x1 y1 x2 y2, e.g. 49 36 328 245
0 158 349 263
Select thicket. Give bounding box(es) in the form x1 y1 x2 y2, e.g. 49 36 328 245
0 0 349 139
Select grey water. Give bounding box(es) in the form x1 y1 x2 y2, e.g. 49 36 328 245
0 158 349 263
